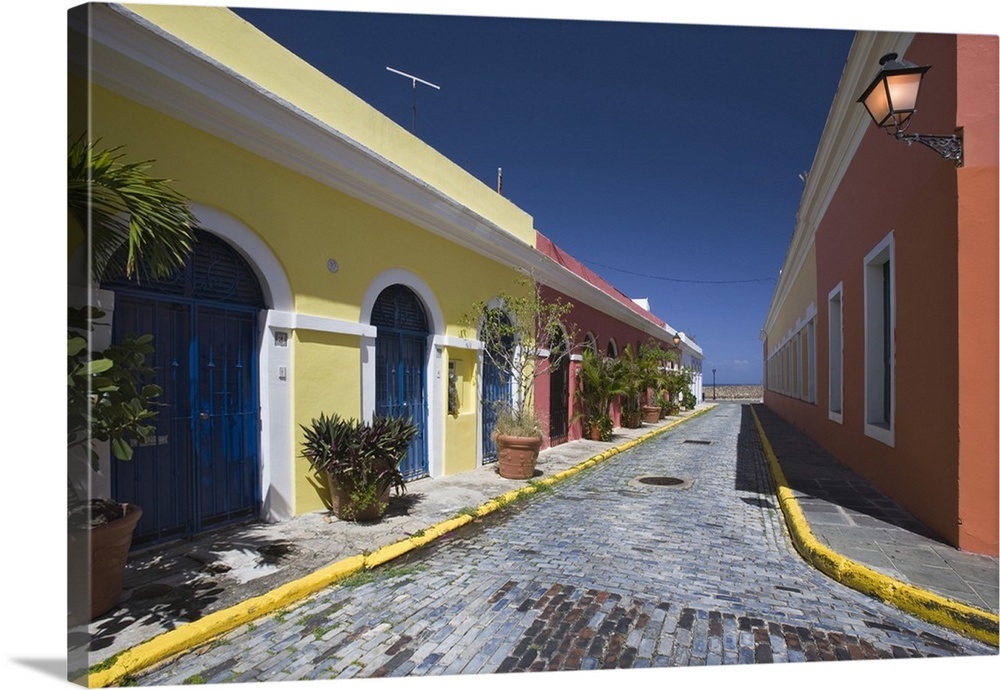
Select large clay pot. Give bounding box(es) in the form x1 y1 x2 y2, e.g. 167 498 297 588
641 405 662 424
326 473 390 522
496 434 543 479
622 410 642 429
68 503 143 622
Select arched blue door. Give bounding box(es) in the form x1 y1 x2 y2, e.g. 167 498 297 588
372 285 429 480
104 231 264 546
481 309 513 463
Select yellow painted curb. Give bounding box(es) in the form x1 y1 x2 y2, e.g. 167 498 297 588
749 404 998 647
86 405 716 686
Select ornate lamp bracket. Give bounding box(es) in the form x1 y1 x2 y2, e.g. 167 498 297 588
895 131 964 166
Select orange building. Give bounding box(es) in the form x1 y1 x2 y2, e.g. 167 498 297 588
760 31 998 555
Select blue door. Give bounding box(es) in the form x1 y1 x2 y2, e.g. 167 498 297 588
481 310 513 463
105 232 264 546
372 285 429 480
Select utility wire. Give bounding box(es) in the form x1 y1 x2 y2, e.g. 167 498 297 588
580 259 775 285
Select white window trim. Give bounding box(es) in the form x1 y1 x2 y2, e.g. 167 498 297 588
806 318 816 405
828 282 844 423
863 233 895 447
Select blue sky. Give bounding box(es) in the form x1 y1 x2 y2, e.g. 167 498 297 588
231 4 853 384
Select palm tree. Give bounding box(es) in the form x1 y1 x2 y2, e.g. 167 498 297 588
68 134 196 282
68 134 197 468
575 348 623 439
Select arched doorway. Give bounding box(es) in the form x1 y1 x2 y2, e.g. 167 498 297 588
481 309 514 463
371 284 430 480
103 230 265 546
548 328 570 441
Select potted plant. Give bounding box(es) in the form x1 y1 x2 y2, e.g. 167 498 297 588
612 346 640 428
574 348 621 441
68 307 163 622
663 367 694 417
638 341 670 423
67 135 196 622
300 413 418 521
656 390 670 419
465 278 573 479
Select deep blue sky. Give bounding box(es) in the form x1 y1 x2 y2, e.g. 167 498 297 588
230 5 854 384
230 4 853 383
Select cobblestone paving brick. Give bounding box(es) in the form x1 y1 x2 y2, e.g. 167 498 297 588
134 405 996 685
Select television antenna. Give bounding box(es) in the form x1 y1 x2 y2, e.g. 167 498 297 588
386 66 441 133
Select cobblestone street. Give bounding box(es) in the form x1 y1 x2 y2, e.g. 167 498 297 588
134 405 996 684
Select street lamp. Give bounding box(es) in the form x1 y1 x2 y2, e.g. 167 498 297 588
857 52 963 165
670 332 683 371
712 368 716 400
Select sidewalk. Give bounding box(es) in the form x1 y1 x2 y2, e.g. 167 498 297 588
74 406 713 674
751 404 998 617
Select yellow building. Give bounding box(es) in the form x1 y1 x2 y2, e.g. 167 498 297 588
69 4 699 545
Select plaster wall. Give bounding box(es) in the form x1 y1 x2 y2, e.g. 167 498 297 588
764 244 818 360
124 3 536 246
955 34 999 554
538 284 682 447
74 79 524 516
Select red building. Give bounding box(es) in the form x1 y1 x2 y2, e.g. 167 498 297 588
761 31 998 555
535 232 703 448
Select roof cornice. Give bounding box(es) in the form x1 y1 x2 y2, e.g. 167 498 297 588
762 31 915 338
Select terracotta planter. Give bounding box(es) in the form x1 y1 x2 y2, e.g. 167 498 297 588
588 423 603 441
641 405 662 424
496 434 543 479
326 473 390 522
68 503 143 622
622 410 642 429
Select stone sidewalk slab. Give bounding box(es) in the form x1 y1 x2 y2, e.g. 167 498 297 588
750 404 997 616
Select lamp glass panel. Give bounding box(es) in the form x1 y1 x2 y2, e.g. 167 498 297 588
863 80 892 126
885 72 922 112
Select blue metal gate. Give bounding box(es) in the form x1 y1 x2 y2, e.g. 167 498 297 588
372 285 429 480
105 232 263 545
481 312 513 463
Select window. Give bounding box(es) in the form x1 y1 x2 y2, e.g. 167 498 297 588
606 338 618 359
828 284 843 422
864 233 895 446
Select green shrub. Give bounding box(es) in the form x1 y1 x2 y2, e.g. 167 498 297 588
300 413 418 517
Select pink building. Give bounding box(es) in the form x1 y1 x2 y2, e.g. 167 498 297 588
535 233 703 448
760 32 998 555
